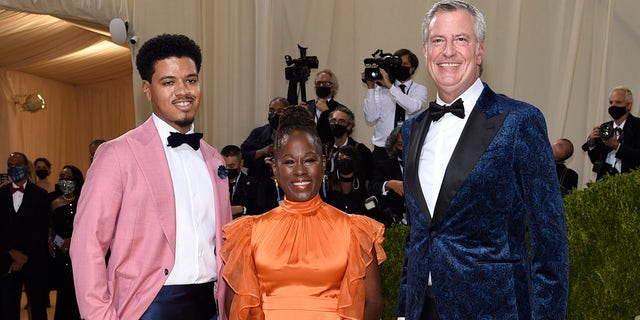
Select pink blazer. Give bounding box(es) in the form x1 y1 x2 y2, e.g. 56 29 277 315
70 117 232 320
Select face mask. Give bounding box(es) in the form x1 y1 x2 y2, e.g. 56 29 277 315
7 166 27 183
268 113 280 130
608 105 627 120
330 124 348 138
57 179 76 195
316 86 332 99
394 66 412 82
36 169 49 180
227 168 240 180
336 159 354 175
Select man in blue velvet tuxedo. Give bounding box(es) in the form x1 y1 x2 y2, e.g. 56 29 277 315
397 1 569 319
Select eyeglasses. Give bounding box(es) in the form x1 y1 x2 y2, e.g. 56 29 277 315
329 118 349 125
314 80 333 87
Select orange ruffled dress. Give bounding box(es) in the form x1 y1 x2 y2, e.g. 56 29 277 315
220 194 386 320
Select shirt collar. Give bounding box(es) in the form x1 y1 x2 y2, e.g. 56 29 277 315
333 137 350 148
395 79 414 87
152 113 195 146
12 181 27 189
435 78 484 115
615 119 626 129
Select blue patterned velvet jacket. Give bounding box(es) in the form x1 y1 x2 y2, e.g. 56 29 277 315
397 83 569 319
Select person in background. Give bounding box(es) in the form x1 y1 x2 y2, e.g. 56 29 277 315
581 86 640 180
398 1 569 319
221 105 385 319
88 139 106 165
325 105 373 181
34 157 55 194
221 145 259 219
370 126 405 226
304 69 349 144
363 49 428 165
70 34 232 320
324 145 369 215
552 138 578 196
0 152 49 320
48 165 84 320
241 97 289 212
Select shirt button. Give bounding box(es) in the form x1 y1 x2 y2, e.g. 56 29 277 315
430 231 437 238
163 268 169 276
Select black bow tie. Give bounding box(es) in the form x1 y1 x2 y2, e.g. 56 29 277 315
429 98 465 121
167 132 203 150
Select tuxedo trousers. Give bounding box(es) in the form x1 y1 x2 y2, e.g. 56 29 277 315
140 281 217 320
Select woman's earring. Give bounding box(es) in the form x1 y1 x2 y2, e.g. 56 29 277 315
274 178 282 205
322 175 327 198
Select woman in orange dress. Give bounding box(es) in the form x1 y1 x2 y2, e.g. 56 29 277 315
220 106 386 320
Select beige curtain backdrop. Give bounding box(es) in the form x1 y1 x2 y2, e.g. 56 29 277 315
1 0 639 188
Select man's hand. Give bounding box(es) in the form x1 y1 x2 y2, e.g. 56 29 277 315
8 249 28 273
379 68 393 89
386 180 404 196
603 134 620 149
316 98 329 112
587 126 600 146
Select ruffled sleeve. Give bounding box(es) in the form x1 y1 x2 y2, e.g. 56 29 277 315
337 215 386 320
220 217 265 320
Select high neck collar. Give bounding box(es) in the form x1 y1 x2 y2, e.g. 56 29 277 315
280 194 325 215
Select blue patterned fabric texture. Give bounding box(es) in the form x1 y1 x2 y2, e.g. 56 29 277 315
218 165 228 180
398 83 569 319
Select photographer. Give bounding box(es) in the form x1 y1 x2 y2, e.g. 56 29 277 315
582 86 640 180
363 48 427 164
304 69 349 144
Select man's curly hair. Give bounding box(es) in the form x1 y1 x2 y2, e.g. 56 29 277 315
135 34 202 82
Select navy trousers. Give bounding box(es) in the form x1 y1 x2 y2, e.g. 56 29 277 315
140 281 217 320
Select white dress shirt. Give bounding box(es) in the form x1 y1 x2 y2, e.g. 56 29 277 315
11 181 27 212
364 79 428 147
605 120 625 173
152 114 217 285
417 78 484 287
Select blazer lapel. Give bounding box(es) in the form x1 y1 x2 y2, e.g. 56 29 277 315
405 111 434 223
129 118 177 253
431 86 508 225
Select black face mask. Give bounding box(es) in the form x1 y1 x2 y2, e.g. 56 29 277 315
330 124 348 138
608 105 627 120
336 158 354 175
394 66 412 82
227 169 240 180
316 86 332 99
36 169 49 180
268 113 280 130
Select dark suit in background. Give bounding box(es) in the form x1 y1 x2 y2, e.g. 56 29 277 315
370 155 404 226
0 182 49 320
241 124 279 212
306 98 347 144
583 114 640 180
556 163 578 196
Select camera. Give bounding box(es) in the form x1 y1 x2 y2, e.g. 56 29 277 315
599 122 614 140
129 36 139 45
363 49 402 82
284 44 319 82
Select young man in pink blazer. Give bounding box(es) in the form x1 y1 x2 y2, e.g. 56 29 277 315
70 34 232 320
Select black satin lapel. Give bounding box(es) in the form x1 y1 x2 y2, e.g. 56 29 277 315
431 108 509 225
405 113 434 223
